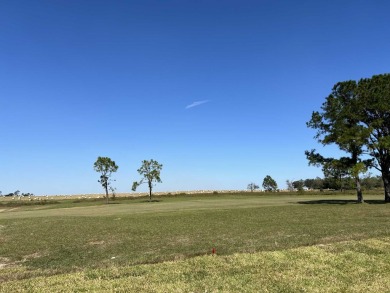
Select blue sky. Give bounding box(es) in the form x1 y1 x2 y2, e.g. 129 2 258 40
1 1 389 195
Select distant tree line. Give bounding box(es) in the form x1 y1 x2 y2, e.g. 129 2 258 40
248 174 383 193
0 190 34 197
288 175 383 191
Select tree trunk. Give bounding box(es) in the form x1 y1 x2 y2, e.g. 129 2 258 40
355 176 363 203
148 181 152 202
379 160 390 203
351 150 363 203
383 175 390 203
105 184 109 204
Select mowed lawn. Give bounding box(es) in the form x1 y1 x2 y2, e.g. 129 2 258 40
1 193 390 292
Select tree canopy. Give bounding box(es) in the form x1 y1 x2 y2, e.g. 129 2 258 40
93 156 118 204
306 81 368 202
307 73 390 202
357 74 390 201
132 159 163 201
262 175 278 192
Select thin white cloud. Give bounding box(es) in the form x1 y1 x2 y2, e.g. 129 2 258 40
185 100 210 109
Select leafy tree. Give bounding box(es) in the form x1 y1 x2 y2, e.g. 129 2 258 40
304 177 323 190
132 159 163 201
306 80 373 203
361 174 383 190
305 149 370 201
93 156 118 204
308 74 390 201
356 74 390 202
262 175 277 192
292 180 304 192
13 190 22 200
0 191 2 197
323 158 353 192
247 183 259 192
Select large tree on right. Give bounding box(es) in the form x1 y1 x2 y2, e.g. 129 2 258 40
357 74 390 202
306 80 370 202
307 73 390 202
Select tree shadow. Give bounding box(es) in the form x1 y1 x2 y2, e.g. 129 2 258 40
141 199 161 203
365 200 387 204
297 199 386 205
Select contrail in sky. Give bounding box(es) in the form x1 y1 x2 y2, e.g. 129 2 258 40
185 100 210 109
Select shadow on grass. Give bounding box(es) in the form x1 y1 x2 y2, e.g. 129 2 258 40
297 199 386 205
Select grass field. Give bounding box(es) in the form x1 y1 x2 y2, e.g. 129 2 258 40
1 192 390 292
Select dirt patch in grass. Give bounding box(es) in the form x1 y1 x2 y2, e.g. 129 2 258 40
22 252 44 261
87 240 105 246
173 236 191 245
0 257 11 268
0 252 45 270
0 208 19 213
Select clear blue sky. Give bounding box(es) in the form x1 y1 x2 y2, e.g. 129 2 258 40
1 1 389 195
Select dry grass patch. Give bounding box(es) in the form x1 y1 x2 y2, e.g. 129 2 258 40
0 257 11 269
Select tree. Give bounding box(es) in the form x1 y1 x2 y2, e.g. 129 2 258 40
361 174 383 190
132 159 163 201
286 180 294 192
262 175 277 192
305 149 370 202
308 74 390 202
356 74 390 202
304 177 323 190
306 80 372 203
93 156 118 204
14 190 21 200
247 182 259 192
292 180 304 192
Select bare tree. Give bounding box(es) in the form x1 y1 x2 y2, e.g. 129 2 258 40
247 183 259 192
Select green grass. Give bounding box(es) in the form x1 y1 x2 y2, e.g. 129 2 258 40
1 193 390 291
2 238 390 292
